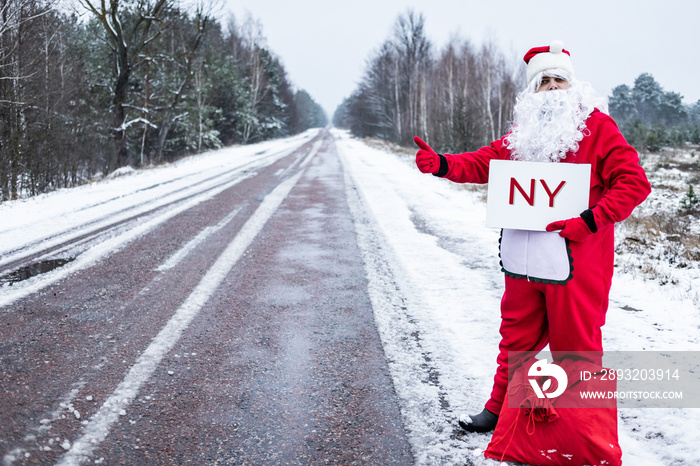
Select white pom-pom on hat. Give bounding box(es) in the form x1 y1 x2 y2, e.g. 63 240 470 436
524 39 575 84
549 40 564 54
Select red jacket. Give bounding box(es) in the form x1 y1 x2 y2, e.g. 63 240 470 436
441 110 651 231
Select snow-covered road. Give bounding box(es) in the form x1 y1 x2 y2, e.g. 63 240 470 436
1 129 414 465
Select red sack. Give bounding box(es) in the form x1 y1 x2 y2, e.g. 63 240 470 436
484 357 621 466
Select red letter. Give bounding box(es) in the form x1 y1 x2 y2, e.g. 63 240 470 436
509 178 535 206
540 180 566 207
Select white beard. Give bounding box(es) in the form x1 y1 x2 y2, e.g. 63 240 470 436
505 83 597 163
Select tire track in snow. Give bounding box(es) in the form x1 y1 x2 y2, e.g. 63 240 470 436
155 207 242 272
0 142 298 272
0 171 255 310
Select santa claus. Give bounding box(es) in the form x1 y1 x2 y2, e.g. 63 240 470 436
414 40 651 432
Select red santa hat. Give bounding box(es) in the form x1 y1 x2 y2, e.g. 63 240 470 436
524 40 574 84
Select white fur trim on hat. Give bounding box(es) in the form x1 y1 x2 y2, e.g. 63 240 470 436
526 40 574 84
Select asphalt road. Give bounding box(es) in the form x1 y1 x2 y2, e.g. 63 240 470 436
0 129 414 465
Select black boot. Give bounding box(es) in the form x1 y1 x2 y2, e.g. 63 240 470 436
458 408 499 433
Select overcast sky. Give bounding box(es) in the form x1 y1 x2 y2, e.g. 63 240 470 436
221 1 700 118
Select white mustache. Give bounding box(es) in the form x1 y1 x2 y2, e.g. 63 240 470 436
506 86 593 163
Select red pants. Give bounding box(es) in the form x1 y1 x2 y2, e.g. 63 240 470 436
484 235 612 415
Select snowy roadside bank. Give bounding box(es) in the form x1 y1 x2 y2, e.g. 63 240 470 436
0 130 319 259
334 128 700 465
0 130 320 309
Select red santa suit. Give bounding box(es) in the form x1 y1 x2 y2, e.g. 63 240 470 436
436 109 651 415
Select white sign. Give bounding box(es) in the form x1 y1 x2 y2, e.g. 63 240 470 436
485 160 591 231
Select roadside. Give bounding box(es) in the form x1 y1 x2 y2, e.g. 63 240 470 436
335 128 700 465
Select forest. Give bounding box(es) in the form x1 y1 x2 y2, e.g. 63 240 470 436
334 10 700 156
4 4 700 204
333 11 522 155
0 0 327 202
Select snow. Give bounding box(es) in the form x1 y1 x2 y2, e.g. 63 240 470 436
1 128 698 465
156 207 242 272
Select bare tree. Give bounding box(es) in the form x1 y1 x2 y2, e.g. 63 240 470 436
477 41 499 143
77 0 171 171
392 9 431 144
239 15 267 143
152 2 210 161
474 39 522 146
0 0 54 200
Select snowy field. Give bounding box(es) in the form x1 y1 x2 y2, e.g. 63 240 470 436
334 129 700 465
1 128 699 465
